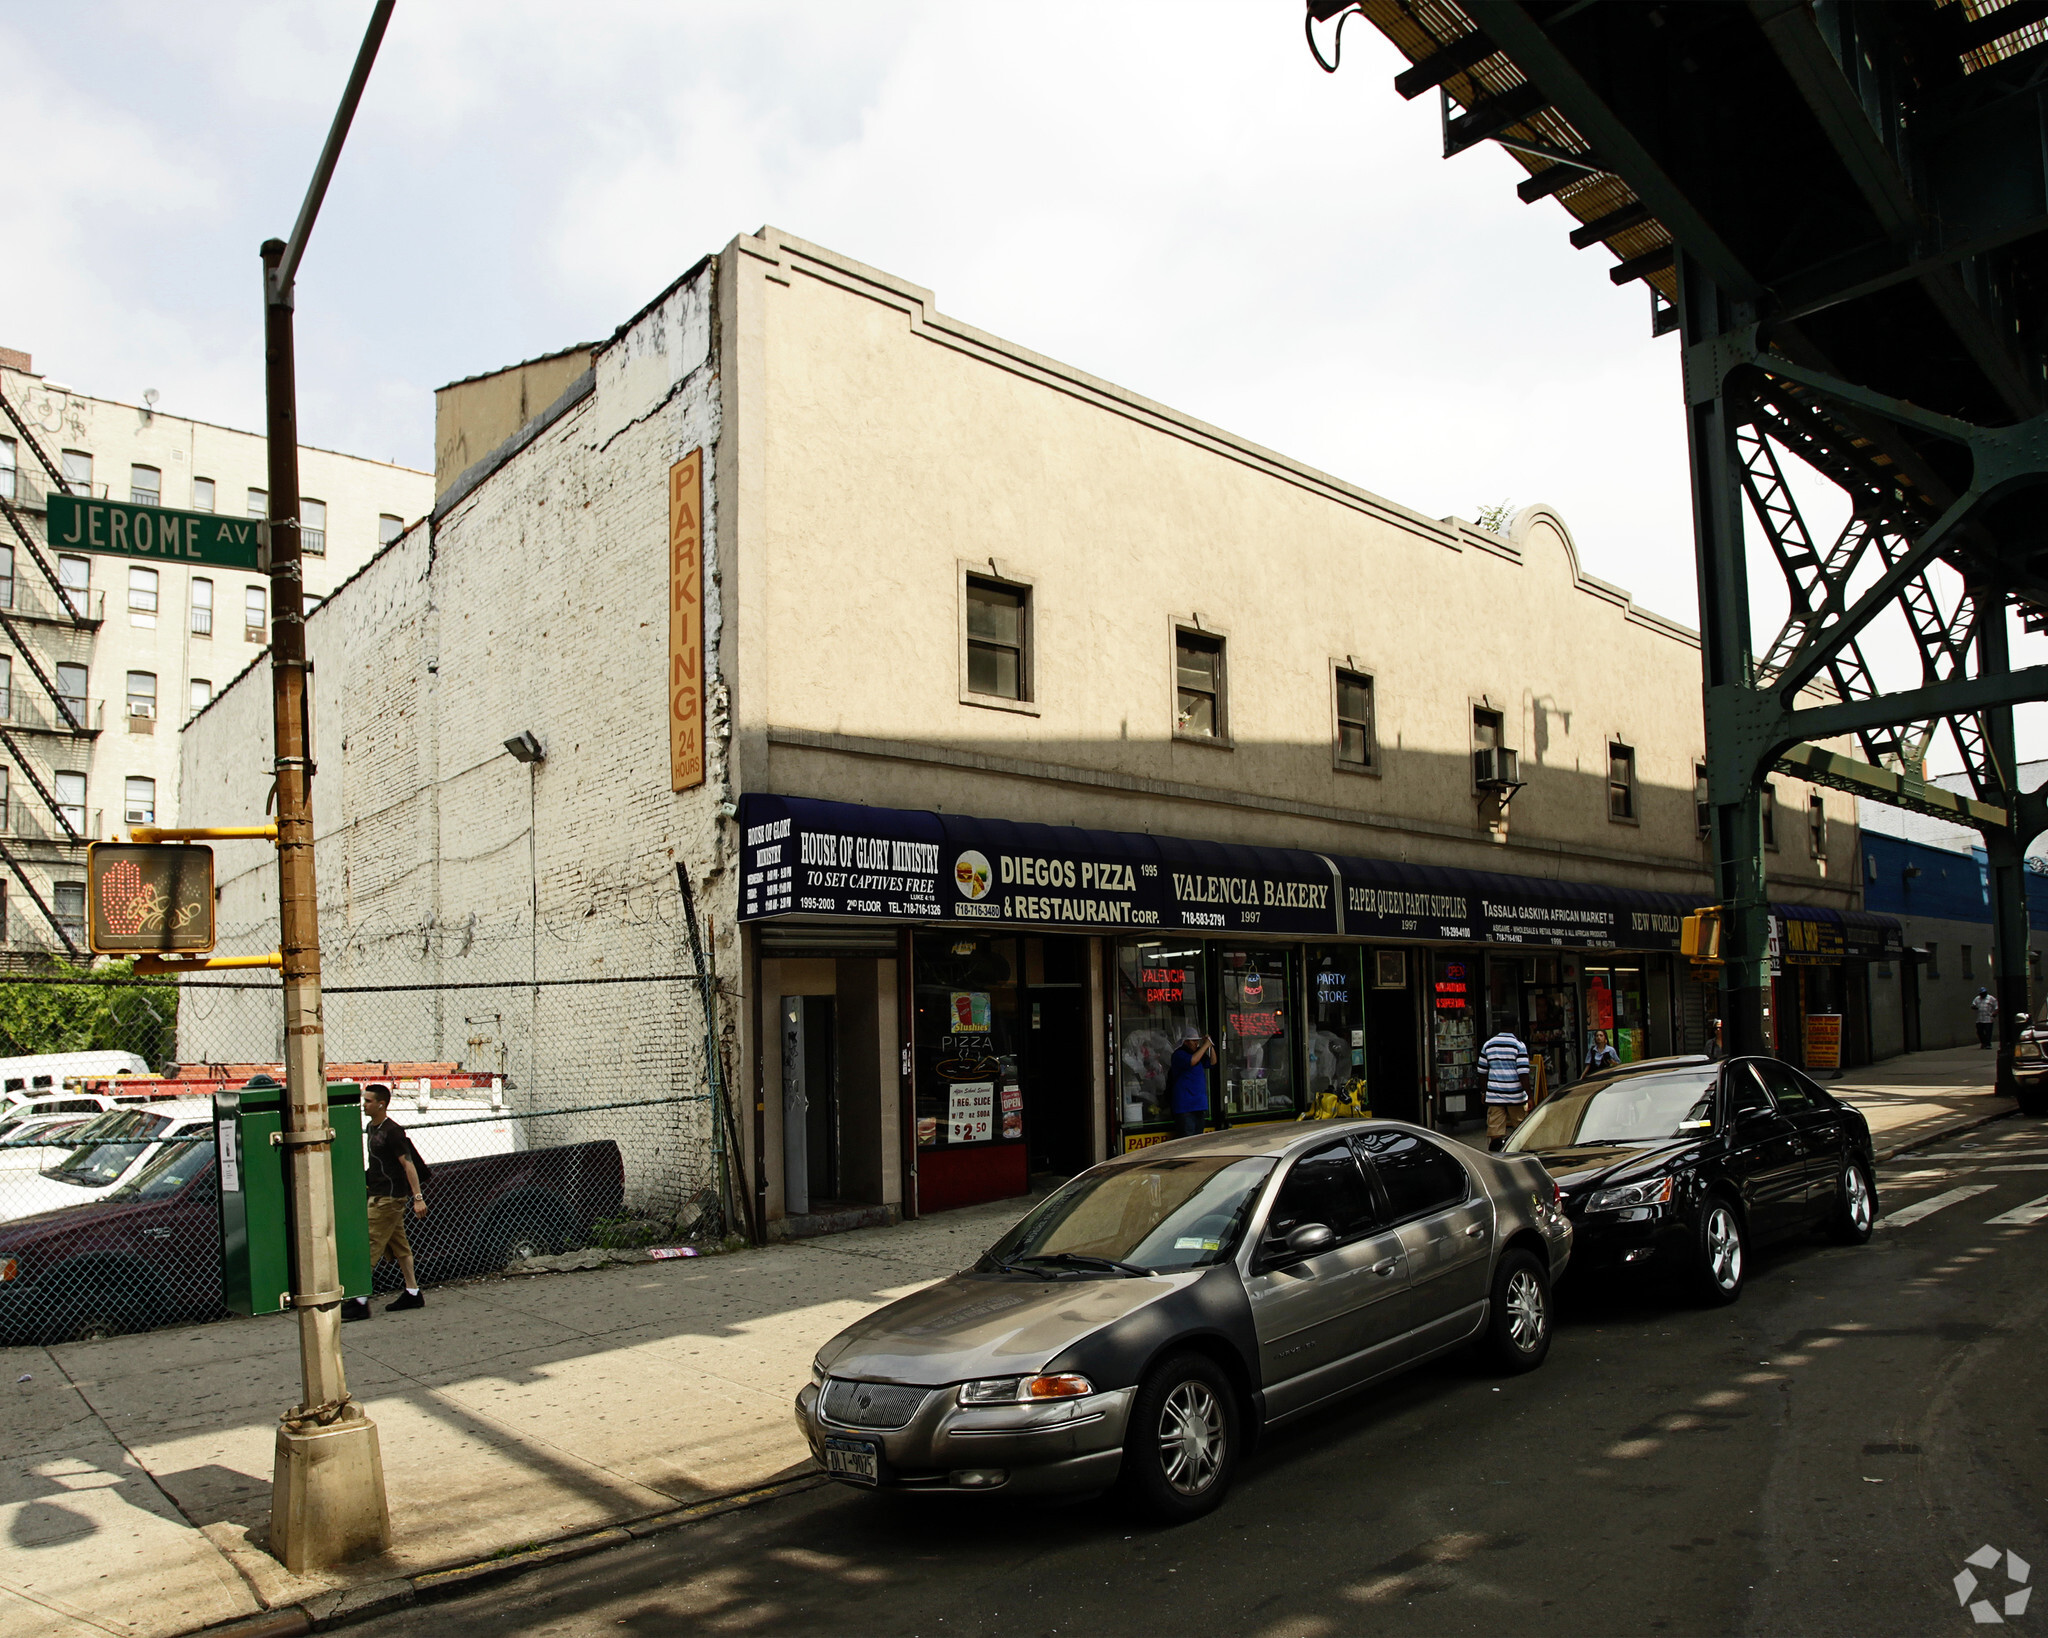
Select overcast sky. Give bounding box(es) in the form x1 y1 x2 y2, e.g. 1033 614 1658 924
6 1 2036 773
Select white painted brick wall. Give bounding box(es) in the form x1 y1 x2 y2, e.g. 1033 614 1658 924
178 263 737 1218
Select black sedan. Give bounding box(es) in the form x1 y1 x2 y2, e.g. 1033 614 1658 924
1504 1055 1875 1304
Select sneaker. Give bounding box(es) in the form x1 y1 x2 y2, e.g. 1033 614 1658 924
386 1291 425 1313
341 1297 371 1323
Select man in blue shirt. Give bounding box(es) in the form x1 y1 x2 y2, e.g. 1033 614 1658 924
1168 1030 1216 1138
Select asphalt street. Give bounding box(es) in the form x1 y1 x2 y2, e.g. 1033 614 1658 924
354 1116 2048 1638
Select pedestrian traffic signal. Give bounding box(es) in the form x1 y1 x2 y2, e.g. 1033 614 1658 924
85 843 216 954
1680 906 1722 962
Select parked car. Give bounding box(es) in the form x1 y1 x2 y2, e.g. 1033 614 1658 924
0 1093 117 1137
0 1131 626 1345
1505 1054 1875 1304
794 1121 1571 1520
0 1112 103 1175
0 1100 217 1224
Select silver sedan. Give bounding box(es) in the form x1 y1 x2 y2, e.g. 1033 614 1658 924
794 1120 1571 1521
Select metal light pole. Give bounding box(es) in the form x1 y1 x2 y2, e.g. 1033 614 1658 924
262 0 396 1573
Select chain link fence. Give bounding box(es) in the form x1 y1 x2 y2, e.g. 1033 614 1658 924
0 880 741 1347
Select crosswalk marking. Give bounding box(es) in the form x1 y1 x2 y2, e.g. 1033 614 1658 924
1920 1147 2048 1162
1983 1165 2048 1173
1878 1185 1996 1228
1985 1192 2048 1227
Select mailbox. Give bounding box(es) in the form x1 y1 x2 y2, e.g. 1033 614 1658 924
216 1081 371 1315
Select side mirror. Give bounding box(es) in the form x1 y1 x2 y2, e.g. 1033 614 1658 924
1284 1223 1335 1256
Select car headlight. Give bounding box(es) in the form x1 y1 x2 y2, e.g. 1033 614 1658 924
810 1360 827 1389
0 1258 14 1284
1585 1176 1675 1212
958 1373 1094 1404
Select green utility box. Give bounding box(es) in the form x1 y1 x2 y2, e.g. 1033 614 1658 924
216 1082 372 1315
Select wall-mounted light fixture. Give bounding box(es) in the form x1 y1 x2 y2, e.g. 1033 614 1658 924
1903 864 1922 879
504 731 545 764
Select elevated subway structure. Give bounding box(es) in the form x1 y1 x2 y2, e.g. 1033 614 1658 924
1317 0 2048 1105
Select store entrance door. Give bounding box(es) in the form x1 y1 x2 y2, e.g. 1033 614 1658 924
780 995 838 1216
1027 986 1092 1176
1365 949 1421 1124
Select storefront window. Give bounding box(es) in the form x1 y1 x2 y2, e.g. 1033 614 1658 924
1116 940 1208 1128
1519 955 1580 1091
1218 946 1296 1119
913 935 1024 1150
1585 965 1647 1065
1307 947 1365 1107
1431 953 1479 1117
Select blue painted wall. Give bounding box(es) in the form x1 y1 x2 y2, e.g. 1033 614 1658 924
1862 832 2048 931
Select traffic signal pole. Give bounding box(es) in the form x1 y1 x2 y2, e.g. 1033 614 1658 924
261 1 395 1573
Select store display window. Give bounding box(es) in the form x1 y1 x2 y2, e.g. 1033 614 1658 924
1306 947 1366 1108
1432 954 1478 1116
1116 940 1208 1128
1522 956 1580 1090
1584 965 1647 1064
1219 946 1297 1120
912 935 1024 1150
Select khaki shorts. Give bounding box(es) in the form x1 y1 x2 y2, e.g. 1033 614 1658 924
367 1195 413 1262
1486 1101 1528 1138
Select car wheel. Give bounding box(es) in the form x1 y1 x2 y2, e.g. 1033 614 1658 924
1829 1161 1876 1245
475 1193 580 1272
1479 1248 1551 1374
1691 1198 1747 1306
1117 1352 1238 1523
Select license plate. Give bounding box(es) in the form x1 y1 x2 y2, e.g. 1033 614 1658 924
822 1437 880 1485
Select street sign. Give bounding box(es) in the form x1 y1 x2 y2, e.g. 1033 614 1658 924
86 843 217 953
45 494 265 571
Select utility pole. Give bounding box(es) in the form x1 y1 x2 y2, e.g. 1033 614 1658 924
263 0 396 1573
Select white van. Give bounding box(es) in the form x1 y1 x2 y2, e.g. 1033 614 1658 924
360 1077 517 1167
0 1052 152 1105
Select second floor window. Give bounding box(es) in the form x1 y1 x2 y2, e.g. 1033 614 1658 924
301 498 326 556
191 576 213 636
55 771 86 836
129 464 161 506
59 554 89 617
0 436 14 502
126 671 156 720
247 487 267 519
124 776 155 826
1762 781 1778 849
53 881 85 934
61 449 92 495
1694 761 1710 838
0 654 11 718
965 576 1028 700
129 566 159 621
1809 793 1826 859
189 678 212 720
1473 707 1517 787
0 544 13 611
192 476 216 512
1335 669 1374 769
245 584 267 640
55 663 87 727
0 766 9 830
379 513 404 545
1608 743 1636 820
1175 630 1225 739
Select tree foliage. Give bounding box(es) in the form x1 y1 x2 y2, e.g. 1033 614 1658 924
0 962 179 1067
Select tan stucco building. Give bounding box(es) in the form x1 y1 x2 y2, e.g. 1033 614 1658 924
179 229 1881 1235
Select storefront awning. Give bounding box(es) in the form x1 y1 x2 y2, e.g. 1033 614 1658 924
738 793 1899 956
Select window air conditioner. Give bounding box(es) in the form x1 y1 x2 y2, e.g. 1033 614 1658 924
1473 746 1521 788
128 702 155 719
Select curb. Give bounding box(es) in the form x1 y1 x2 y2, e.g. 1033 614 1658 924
192 1472 829 1637
1872 1101 2021 1165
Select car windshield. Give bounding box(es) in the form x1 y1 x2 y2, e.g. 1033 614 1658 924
104 1137 215 1204
1507 1068 1719 1150
42 1109 173 1187
982 1156 1276 1275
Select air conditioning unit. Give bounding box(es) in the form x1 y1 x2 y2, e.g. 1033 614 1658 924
127 702 155 719
1473 746 1522 788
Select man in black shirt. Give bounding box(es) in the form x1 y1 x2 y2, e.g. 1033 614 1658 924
344 1083 429 1320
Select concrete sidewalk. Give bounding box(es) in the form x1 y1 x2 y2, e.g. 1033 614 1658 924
0 1049 2019 1638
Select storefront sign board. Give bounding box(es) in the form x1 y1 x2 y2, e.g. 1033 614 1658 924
667 450 705 792
948 1081 994 1144
1781 914 1846 965
1804 1012 1842 1071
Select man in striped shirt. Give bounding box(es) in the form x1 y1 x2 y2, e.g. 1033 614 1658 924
1478 1028 1532 1151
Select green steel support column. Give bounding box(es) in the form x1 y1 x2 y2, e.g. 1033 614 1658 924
1681 255 1773 1054
1976 595 2032 1100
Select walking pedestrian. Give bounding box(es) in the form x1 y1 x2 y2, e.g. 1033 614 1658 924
1478 1026 1532 1152
1972 986 1998 1049
344 1082 430 1320
1587 1030 1621 1073
1167 1029 1216 1138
